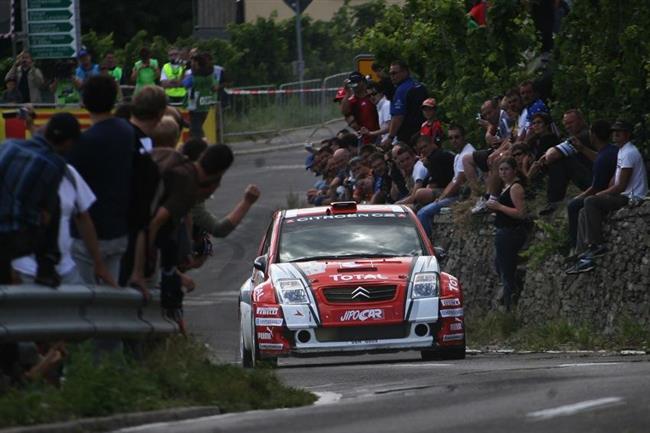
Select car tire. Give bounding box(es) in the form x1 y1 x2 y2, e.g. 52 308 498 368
420 344 466 361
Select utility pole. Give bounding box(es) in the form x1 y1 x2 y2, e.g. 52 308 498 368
294 0 305 104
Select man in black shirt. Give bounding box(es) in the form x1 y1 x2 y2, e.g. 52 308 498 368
413 135 455 208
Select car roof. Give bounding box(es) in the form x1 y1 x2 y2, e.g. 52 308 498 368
282 204 409 219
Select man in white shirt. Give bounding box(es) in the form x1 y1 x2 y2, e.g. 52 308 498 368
417 125 476 237
568 120 648 273
392 143 428 205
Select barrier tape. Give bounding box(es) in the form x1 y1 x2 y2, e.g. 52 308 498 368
226 87 341 95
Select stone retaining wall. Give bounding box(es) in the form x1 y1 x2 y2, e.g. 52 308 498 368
431 201 650 332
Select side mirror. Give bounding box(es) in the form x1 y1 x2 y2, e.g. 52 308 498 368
434 247 447 264
253 254 267 272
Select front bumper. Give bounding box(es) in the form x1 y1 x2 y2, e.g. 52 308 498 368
290 322 435 354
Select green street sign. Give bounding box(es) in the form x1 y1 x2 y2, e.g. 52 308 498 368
28 10 73 21
28 0 72 8
30 34 74 46
29 45 75 59
29 21 73 33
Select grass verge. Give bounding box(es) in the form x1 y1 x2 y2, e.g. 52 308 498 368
466 311 650 352
0 337 316 429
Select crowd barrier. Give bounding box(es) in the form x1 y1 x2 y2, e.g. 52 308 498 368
0 284 178 342
0 104 219 144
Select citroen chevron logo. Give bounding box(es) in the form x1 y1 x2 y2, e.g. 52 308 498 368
351 286 370 299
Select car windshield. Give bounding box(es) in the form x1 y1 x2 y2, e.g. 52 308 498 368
278 211 426 262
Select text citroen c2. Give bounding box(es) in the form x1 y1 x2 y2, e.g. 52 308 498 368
238 202 466 367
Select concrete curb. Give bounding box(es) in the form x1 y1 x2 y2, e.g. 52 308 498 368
0 406 220 433
232 141 306 156
466 348 648 356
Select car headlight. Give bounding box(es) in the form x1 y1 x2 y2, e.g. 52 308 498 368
276 279 309 304
411 273 439 298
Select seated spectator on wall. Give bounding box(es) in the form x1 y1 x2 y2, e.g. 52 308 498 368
413 135 455 208
392 143 429 205
565 120 618 254
486 158 528 311
517 80 549 141
369 152 394 204
537 109 594 215
567 120 648 274
417 125 476 238
464 98 512 214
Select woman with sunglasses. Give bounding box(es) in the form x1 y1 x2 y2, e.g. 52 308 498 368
486 158 528 311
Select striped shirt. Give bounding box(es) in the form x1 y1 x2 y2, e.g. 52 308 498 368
0 136 65 233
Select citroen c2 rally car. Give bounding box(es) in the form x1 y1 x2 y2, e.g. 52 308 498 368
239 202 465 367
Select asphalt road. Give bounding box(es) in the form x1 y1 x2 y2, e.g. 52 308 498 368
115 143 650 433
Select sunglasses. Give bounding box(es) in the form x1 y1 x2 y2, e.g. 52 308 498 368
512 152 524 157
532 121 544 125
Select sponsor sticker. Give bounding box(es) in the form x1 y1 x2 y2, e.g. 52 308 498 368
256 306 279 316
447 277 460 292
449 322 464 331
440 308 464 318
258 343 284 351
330 274 389 282
349 339 380 345
297 261 327 276
339 309 384 322
255 318 284 327
284 213 401 224
252 286 265 302
442 333 464 342
441 298 461 307
257 327 273 340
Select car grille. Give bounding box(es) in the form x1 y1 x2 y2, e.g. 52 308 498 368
322 285 397 303
315 324 410 342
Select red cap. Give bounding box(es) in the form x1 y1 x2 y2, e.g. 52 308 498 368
421 97 437 108
333 87 347 102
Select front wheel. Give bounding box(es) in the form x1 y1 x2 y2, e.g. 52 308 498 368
421 344 466 361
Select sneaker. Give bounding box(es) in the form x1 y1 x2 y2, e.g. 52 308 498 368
565 258 595 274
538 202 559 216
471 197 488 214
578 244 608 260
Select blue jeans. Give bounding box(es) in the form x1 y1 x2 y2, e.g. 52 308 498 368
494 226 527 311
417 196 458 238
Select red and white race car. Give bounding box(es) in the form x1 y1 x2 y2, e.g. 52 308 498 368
239 202 465 367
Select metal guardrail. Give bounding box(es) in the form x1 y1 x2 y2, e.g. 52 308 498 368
0 285 178 342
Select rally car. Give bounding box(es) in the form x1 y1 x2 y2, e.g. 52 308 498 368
238 202 465 367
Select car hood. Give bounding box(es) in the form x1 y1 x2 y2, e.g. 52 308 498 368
269 257 439 326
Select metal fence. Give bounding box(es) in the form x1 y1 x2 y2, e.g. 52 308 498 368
221 72 351 142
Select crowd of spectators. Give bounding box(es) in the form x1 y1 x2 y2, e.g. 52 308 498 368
304 60 648 311
2 47 226 138
0 75 259 386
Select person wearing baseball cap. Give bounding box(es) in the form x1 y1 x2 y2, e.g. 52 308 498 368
339 71 379 145
567 118 648 274
420 97 444 145
74 49 100 88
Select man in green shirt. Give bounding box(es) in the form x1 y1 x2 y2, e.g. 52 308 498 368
131 47 159 95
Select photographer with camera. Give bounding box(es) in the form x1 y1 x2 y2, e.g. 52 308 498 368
4 51 45 103
131 47 160 96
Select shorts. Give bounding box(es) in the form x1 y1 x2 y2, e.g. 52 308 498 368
555 140 577 157
472 148 494 172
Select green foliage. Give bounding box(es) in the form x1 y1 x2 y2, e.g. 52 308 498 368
0 338 315 428
357 0 537 145
552 1 650 155
521 219 569 268
466 311 650 351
